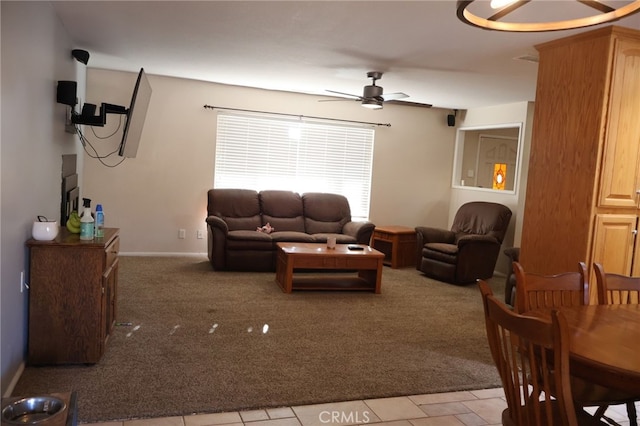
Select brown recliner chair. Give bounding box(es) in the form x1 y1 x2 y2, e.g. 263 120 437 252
415 202 512 285
503 246 520 305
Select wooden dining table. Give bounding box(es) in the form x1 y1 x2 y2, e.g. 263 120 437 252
530 304 640 395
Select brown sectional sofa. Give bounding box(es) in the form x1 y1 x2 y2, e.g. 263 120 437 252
206 188 376 271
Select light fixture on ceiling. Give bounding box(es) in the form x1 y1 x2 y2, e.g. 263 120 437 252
361 98 383 109
457 0 640 32
490 0 517 9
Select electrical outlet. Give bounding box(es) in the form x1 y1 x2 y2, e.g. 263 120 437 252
197 230 204 239
178 229 186 239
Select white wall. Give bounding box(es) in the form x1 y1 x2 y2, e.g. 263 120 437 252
451 102 535 275
0 5 534 393
82 70 458 255
0 1 84 395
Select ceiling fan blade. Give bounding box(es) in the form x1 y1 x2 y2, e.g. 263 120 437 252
318 98 359 103
381 92 409 101
386 99 433 108
325 90 363 100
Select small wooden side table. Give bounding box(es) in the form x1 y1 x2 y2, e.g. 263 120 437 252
371 226 417 269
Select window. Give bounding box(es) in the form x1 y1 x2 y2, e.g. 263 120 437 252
214 113 375 220
452 123 522 194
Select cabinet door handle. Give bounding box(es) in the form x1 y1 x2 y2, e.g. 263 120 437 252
633 229 638 236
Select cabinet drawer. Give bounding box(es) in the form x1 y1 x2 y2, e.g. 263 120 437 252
105 237 119 267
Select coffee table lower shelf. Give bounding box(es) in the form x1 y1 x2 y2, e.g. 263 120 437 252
275 243 384 293
279 275 380 292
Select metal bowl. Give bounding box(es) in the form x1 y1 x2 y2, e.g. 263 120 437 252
1 396 66 424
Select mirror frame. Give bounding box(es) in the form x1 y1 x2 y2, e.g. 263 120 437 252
451 122 524 195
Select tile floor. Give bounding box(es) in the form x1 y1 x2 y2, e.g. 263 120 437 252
83 387 638 426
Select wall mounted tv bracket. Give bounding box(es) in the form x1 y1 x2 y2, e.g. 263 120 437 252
71 102 128 127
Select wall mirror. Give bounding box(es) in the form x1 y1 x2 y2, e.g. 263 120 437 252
452 123 523 194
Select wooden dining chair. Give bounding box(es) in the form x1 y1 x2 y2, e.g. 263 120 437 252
593 262 639 425
513 261 588 314
513 261 638 426
478 280 605 425
594 263 640 305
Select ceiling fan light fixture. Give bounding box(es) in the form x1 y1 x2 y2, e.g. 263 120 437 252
457 0 640 32
489 0 517 9
361 99 383 109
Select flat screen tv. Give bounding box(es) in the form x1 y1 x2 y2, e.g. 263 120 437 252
119 68 152 158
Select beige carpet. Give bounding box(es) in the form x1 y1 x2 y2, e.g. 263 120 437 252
12 256 503 422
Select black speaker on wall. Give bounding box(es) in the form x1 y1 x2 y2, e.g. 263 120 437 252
447 114 455 127
57 81 77 107
71 49 90 65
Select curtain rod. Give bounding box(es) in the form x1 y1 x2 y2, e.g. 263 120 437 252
203 105 391 127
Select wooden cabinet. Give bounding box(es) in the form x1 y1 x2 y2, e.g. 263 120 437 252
598 38 640 209
520 26 640 303
591 215 637 277
26 228 119 365
371 226 417 268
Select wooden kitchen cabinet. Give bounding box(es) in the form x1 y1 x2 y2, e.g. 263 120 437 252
591 214 638 278
598 38 640 209
26 228 119 365
520 26 640 303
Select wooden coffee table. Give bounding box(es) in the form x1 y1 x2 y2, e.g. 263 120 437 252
275 242 384 293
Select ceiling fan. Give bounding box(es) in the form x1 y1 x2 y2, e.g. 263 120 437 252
321 71 410 110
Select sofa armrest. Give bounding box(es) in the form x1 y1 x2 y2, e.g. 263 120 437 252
206 215 229 270
343 221 376 245
206 215 228 233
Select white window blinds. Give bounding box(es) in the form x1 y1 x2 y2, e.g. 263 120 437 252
214 113 374 220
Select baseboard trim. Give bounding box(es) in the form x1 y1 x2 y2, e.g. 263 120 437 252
3 361 25 398
120 252 207 258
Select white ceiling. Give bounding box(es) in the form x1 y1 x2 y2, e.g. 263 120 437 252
52 1 640 110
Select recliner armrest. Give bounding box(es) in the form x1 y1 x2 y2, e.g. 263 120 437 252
503 246 520 262
503 246 520 305
415 226 455 244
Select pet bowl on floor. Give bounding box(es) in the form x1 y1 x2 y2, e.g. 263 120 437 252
1 395 66 424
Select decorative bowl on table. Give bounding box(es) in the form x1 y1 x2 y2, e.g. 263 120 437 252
32 220 59 241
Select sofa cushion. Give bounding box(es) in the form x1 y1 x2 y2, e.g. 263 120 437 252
270 231 315 243
311 233 358 244
260 190 306 232
226 230 273 250
302 192 351 234
208 188 262 231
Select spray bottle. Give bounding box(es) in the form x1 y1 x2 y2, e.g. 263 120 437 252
94 204 104 238
80 198 94 240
